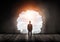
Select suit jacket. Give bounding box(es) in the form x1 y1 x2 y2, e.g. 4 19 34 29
27 24 32 32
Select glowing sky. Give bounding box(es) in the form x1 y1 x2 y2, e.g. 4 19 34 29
17 10 43 34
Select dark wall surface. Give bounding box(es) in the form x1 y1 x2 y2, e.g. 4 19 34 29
0 0 60 34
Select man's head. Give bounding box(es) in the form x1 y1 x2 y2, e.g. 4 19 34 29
29 21 31 24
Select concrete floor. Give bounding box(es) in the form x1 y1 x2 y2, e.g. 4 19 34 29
0 34 60 42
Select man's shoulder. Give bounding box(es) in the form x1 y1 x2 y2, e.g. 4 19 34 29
28 24 32 25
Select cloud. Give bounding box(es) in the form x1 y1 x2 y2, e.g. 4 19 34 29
17 10 43 33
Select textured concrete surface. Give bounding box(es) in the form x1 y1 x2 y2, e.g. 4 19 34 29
0 34 60 42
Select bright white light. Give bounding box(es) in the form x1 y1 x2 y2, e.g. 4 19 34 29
17 10 43 34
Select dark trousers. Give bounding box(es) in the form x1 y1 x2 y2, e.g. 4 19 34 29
28 31 32 39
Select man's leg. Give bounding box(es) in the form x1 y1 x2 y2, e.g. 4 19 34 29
28 31 32 39
31 31 32 36
28 31 29 35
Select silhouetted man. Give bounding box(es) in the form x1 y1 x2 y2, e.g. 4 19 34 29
27 21 32 39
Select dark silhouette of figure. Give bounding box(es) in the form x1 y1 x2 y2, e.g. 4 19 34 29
27 21 33 39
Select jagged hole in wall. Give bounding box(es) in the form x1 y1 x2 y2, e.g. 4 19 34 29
17 10 43 34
